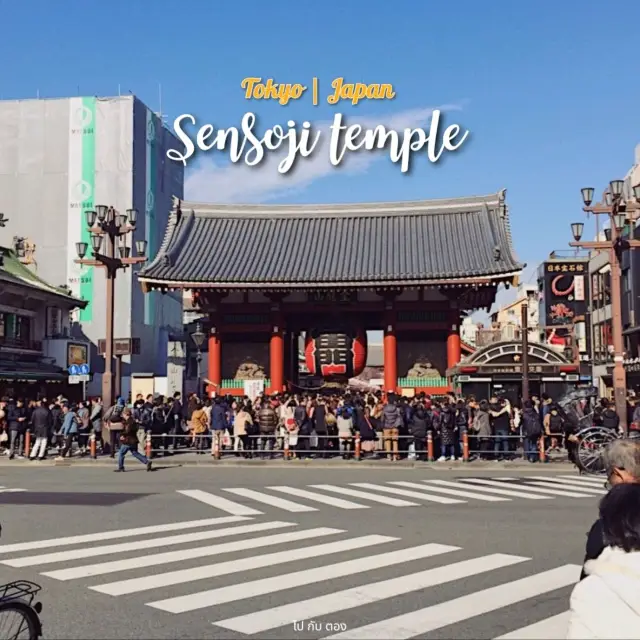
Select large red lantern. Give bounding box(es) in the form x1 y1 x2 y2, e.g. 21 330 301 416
304 330 367 380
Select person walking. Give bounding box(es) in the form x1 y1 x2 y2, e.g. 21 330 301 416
115 408 152 472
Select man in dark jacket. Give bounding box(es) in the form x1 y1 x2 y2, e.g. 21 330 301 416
257 400 278 457
6 399 27 459
29 399 52 460
581 438 640 579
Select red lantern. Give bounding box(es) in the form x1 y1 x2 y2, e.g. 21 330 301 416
304 330 367 379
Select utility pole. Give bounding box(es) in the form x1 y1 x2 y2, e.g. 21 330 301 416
521 301 530 403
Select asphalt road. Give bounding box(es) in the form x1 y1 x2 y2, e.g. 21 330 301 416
0 465 599 639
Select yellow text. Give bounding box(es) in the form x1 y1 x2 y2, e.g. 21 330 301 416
241 77 307 106
327 78 396 106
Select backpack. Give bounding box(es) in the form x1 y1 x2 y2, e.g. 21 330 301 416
522 410 542 438
294 405 307 428
105 404 123 423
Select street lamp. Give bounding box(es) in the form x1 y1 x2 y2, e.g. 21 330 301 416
191 322 206 397
570 182 640 435
74 206 147 412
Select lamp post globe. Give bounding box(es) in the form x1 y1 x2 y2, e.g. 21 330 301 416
581 187 594 207
571 222 584 242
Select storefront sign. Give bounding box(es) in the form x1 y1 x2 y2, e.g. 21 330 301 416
97 338 140 356
46 307 63 337
67 342 88 367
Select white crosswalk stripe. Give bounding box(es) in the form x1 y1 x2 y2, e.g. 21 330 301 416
324 565 579 639
176 476 601 516
350 482 464 504
176 489 263 515
0 518 581 638
2 520 295 567
558 474 604 484
521 481 604 496
148 541 458 613
223 487 318 512
266 486 370 509
423 479 551 500
0 515 247 554
0 486 27 493
390 480 509 502
460 477 594 498
526 477 607 494
43 526 344 582
215 553 528 634
494 611 571 639
308 484 419 506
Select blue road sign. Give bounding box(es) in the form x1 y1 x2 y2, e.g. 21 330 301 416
79 363 90 375
68 364 80 375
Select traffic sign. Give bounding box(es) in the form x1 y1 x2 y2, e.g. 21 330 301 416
69 374 90 384
79 363 90 375
68 364 80 375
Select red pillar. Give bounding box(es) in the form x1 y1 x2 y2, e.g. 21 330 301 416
270 314 285 394
383 312 397 394
447 314 461 369
208 331 221 397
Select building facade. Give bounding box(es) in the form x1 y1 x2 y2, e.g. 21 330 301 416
0 96 184 398
0 241 89 399
139 191 522 398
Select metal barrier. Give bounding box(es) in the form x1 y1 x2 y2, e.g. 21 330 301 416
10 427 571 464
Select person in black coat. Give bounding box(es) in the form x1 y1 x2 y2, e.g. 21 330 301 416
409 406 429 461
580 438 640 579
29 400 52 460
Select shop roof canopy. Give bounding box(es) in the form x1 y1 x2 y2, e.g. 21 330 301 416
139 190 522 291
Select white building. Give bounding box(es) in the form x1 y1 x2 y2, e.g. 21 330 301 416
0 95 184 398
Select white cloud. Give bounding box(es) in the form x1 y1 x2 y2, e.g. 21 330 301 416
185 104 463 203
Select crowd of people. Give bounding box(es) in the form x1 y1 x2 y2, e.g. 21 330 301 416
0 388 626 465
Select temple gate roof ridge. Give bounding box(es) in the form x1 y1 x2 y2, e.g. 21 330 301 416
139 189 523 291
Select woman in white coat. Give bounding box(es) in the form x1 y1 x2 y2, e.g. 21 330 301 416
567 482 640 639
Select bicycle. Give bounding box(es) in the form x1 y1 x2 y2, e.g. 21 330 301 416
0 580 43 639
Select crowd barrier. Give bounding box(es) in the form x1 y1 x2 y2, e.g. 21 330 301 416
13 428 569 464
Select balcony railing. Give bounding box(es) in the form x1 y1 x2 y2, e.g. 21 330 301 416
0 337 43 352
476 326 543 347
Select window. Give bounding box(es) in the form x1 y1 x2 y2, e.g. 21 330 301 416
0 312 31 346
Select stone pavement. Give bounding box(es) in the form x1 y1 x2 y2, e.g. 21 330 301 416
0 466 597 639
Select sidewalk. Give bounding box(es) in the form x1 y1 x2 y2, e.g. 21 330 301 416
0 453 577 471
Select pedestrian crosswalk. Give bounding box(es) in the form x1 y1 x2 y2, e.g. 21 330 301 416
0 485 27 494
178 474 604 516
0 515 579 638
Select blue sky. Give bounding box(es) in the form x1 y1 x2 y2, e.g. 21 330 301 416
2 0 640 300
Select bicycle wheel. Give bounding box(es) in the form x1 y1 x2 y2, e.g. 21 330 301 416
0 601 40 640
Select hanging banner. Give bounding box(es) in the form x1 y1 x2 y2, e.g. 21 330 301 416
243 379 265 401
67 97 96 322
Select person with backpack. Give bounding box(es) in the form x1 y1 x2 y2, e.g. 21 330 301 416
103 397 126 457
294 399 312 459
336 400 355 460
600 399 621 432
409 405 430 461
381 394 401 461
438 400 458 461
521 399 542 462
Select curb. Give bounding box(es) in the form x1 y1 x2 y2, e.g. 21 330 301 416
0 458 576 472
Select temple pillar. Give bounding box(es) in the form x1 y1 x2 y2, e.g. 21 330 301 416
383 310 398 394
447 310 461 369
208 327 222 397
269 312 285 394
